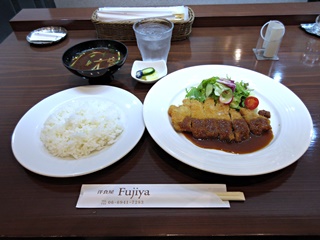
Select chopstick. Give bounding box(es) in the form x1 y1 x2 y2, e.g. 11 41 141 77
215 192 245 201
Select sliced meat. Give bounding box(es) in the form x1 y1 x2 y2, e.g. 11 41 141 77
240 108 272 135
190 99 207 138
168 99 192 132
258 110 271 119
229 108 250 142
203 98 219 138
215 103 234 142
168 98 272 142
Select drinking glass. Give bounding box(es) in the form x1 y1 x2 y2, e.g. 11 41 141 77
302 39 320 66
133 18 174 62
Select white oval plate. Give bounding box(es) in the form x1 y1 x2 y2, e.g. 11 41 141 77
143 65 313 176
131 60 167 84
12 86 145 177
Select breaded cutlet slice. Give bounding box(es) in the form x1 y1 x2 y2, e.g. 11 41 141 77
168 100 192 132
240 108 272 135
203 98 219 138
190 99 207 138
215 103 235 142
229 108 250 142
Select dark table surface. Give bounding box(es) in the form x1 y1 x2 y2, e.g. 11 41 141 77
1 3 320 238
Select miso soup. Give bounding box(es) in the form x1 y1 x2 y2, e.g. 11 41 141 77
70 47 122 70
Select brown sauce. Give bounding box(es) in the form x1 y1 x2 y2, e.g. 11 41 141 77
183 130 273 154
70 47 122 70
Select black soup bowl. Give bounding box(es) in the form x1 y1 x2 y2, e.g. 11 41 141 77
62 39 128 83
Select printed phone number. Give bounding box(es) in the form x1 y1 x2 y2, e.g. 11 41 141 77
101 200 144 205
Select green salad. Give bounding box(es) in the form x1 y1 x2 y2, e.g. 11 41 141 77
185 76 258 110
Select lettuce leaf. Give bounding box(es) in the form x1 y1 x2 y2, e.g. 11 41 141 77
185 76 253 109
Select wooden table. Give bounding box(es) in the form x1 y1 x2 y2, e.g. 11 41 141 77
1 3 320 238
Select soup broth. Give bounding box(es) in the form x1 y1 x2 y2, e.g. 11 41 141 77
70 47 122 70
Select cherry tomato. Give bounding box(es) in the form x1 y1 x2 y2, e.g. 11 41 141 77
244 96 259 110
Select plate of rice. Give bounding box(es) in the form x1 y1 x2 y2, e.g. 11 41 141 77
11 85 144 177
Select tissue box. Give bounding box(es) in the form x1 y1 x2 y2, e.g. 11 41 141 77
91 7 195 41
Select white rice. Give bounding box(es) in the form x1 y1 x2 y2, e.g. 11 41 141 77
40 98 124 159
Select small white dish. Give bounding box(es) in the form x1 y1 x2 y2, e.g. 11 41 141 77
26 26 67 45
131 60 168 84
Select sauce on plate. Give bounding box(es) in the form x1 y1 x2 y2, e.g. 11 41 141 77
183 130 273 154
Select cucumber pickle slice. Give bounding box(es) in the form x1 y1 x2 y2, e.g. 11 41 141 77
136 67 155 79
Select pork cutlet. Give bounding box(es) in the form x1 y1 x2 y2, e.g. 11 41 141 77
168 98 271 142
